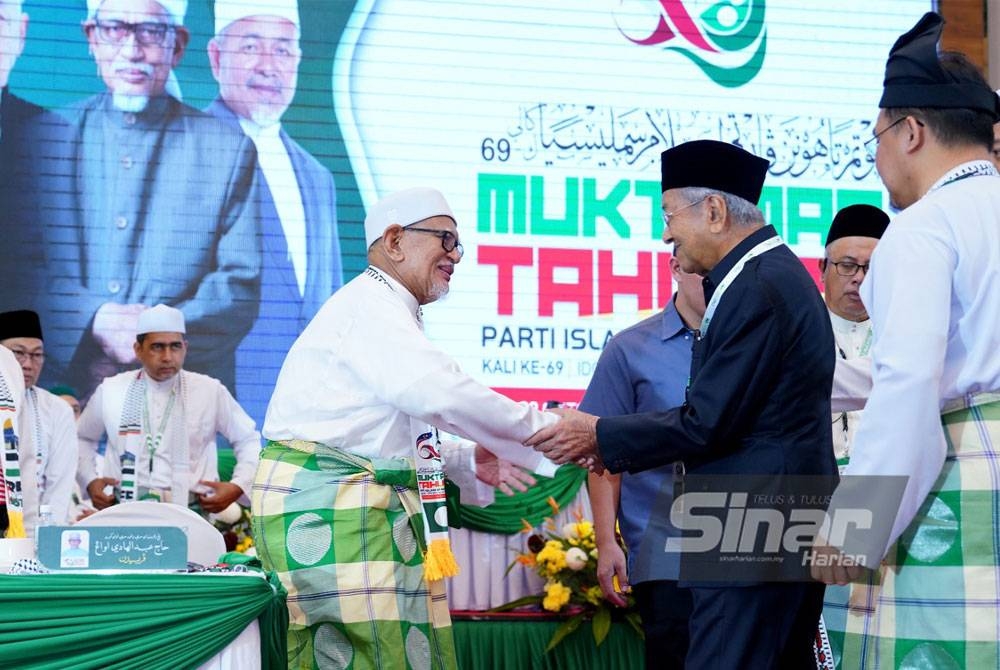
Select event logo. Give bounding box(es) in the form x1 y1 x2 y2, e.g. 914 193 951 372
615 0 767 88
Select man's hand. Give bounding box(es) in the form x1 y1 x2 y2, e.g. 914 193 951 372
810 536 865 585
596 541 630 607
474 445 537 496
525 408 602 472
197 480 243 513
86 477 119 509
93 303 146 364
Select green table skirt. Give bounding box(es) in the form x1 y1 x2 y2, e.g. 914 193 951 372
452 617 644 670
0 571 287 670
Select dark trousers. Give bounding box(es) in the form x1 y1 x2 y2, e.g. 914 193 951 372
684 581 824 670
634 579 693 670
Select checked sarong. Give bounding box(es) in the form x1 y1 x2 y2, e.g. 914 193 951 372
826 392 1000 668
251 440 457 670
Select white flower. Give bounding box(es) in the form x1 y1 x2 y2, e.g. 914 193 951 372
209 502 243 525
565 547 588 571
561 523 580 540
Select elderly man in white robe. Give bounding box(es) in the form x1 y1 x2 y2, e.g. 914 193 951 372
77 305 260 517
254 187 558 670
0 310 77 526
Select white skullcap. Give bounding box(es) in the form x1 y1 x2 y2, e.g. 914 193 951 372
214 0 299 36
364 187 456 248
87 0 188 25
136 304 186 336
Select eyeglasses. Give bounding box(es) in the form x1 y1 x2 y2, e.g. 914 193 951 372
661 196 707 227
7 348 45 364
405 227 464 258
828 260 870 277
865 116 924 158
93 19 175 47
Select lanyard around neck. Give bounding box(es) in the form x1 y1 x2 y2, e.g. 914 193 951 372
141 374 178 474
700 236 784 338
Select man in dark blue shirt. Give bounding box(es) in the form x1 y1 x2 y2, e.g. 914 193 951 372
529 139 837 667
582 255 703 669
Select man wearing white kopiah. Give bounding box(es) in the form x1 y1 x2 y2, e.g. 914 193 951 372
77 305 260 516
254 187 557 670
0 310 78 526
206 0 342 426
50 0 260 398
812 12 1000 668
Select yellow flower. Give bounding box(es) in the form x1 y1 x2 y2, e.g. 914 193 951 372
585 585 603 606
575 521 594 540
542 581 572 612
536 540 567 574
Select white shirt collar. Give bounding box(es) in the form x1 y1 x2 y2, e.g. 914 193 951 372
828 309 869 335
238 117 283 142
366 266 421 322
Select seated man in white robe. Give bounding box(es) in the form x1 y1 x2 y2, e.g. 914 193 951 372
0 310 78 525
78 304 260 517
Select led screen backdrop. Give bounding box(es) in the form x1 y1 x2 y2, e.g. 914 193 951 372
1 0 931 422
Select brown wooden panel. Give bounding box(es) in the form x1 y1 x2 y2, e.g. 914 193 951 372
939 0 988 73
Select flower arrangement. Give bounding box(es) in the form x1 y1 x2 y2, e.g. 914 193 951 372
494 497 643 651
210 503 255 555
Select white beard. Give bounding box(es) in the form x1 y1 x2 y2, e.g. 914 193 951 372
248 107 284 129
112 93 150 112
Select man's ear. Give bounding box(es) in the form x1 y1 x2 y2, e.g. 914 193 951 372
705 193 728 234
133 340 142 357
902 116 927 154
171 26 190 67
207 37 222 80
381 225 406 261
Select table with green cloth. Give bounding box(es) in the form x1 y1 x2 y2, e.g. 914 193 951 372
451 612 644 670
0 570 287 670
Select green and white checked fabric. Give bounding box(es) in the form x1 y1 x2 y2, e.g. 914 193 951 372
252 439 457 670
827 392 1000 669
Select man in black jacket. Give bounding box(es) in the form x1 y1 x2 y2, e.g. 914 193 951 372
529 139 837 668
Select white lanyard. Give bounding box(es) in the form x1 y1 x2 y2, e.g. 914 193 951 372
700 236 785 337
925 161 998 196
141 374 178 476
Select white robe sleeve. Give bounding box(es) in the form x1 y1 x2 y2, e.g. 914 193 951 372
343 301 558 477
40 395 79 525
844 213 954 553
441 439 496 507
213 381 261 501
76 382 107 492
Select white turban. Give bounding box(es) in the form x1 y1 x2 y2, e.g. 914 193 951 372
213 0 299 36
136 304 186 336
87 0 188 25
364 187 456 248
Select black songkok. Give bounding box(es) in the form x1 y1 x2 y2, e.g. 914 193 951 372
660 140 770 205
0 310 43 341
880 12 1000 119
825 205 890 247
